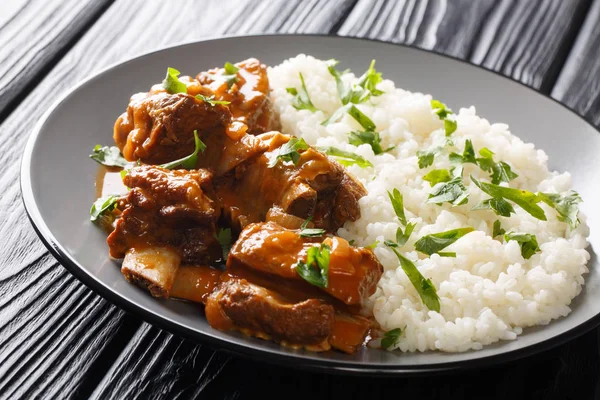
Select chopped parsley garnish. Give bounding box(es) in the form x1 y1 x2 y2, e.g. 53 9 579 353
267 137 309 168
366 240 380 249
348 130 394 155
414 227 474 256
504 232 540 260
90 195 118 222
160 130 206 170
195 94 231 106
347 105 376 131
387 188 407 225
214 228 232 260
471 176 546 221
538 191 582 229
317 146 373 168
89 145 129 167
492 220 505 238
449 139 476 165
385 244 441 312
416 145 446 169
286 73 319 112
298 216 325 238
295 243 331 288
326 59 384 107
422 169 452 186
381 328 402 350
162 67 187 94
357 60 384 97
430 99 457 136
427 167 469 206
222 62 239 88
471 197 515 217
476 148 518 185
385 223 416 248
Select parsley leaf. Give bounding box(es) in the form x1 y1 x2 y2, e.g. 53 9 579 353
326 59 367 105
538 191 582 229
286 73 318 112
395 223 416 246
431 99 457 136
348 130 393 155
90 195 118 222
357 60 384 97
387 188 407 225
416 145 446 169
214 228 232 260
381 328 402 350
162 67 187 94
89 145 129 167
222 62 239 88
385 244 441 312
267 137 309 168
427 168 469 206
472 197 515 217
366 240 380 249
493 220 505 238
470 176 546 221
475 148 518 184
348 105 376 131
299 216 325 238
423 169 452 186
504 232 540 260
195 94 231 106
318 146 373 168
449 139 476 165
295 243 331 288
160 130 206 170
414 227 474 256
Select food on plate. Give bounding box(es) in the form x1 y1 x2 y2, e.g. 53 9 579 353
90 55 589 354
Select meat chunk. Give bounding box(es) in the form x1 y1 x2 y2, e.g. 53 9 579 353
121 246 181 298
198 58 281 135
107 165 221 264
205 273 334 349
114 89 266 175
227 222 384 305
215 132 365 231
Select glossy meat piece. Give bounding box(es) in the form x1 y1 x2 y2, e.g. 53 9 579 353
107 165 221 263
329 313 372 354
228 222 384 305
216 132 365 231
198 58 281 135
121 246 181 298
114 89 266 175
205 273 334 349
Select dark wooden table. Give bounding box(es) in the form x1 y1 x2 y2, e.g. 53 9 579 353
2 0 600 398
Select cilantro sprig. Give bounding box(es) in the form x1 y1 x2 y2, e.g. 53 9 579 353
298 216 325 238
286 73 319 112
431 99 457 136
160 130 207 170
471 176 546 220
295 243 331 288
89 145 129 167
538 191 582 229
427 167 469 206
267 137 309 168
318 146 373 168
90 195 119 222
504 232 540 259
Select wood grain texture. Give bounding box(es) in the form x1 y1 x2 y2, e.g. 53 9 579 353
0 0 113 121
0 0 354 399
338 0 591 92
552 0 600 127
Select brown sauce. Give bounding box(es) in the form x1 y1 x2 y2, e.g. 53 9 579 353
95 165 128 198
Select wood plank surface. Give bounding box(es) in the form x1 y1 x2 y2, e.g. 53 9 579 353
1 0 599 398
0 0 113 121
552 0 600 127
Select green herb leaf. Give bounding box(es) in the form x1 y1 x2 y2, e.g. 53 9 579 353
493 220 505 238
475 148 518 184
472 197 515 217
387 188 407 225
162 67 187 94
317 146 373 168
381 328 402 350
427 175 469 206
89 145 129 167
385 244 441 312
267 137 309 168
538 191 582 229
160 130 206 170
214 228 232 260
471 176 546 221
357 60 384 97
417 150 436 169
396 222 416 246
287 73 319 112
295 243 331 288
299 216 325 238
444 119 457 136
366 240 380 249
348 239 355 246
347 105 376 131
326 59 354 105
414 227 474 256
321 104 351 126
348 130 393 155
90 195 118 222
195 94 231 106
423 169 452 186
504 232 540 260
222 62 239 88
437 252 456 257
449 139 476 165
431 99 456 136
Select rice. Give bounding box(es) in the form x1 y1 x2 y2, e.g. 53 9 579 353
267 54 590 352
